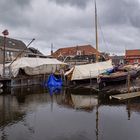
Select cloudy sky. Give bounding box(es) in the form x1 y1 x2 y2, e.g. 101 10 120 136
1 0 140 55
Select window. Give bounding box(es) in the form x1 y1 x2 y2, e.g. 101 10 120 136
10 52 14 60
119 59 124 64
6 51 10 61
77 50 82 56
134 59 139 64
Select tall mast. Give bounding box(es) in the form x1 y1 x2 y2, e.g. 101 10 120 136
95 0 99 62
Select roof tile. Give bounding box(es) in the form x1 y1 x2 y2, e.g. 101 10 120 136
52 44 100 57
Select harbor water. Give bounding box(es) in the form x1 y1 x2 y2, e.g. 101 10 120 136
0 85 140 140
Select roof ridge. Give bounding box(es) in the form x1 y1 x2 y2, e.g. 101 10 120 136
59 44 93 49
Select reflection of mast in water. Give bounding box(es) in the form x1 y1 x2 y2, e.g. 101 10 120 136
94 0 99 138
95 96 99 140
50 95 54 112
126 100 131 120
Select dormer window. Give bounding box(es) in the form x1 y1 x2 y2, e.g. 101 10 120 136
77 50 82 56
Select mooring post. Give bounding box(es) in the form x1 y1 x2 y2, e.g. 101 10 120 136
127 69 130 93
90 71 92 87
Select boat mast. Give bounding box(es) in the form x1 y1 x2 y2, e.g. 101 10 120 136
95 0 99 62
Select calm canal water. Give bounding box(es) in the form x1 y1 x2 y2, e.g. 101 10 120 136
0 85 140 140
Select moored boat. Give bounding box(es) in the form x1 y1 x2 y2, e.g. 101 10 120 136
98 69 138 84
65 60 113 85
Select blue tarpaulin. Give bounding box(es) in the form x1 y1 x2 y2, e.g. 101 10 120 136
106 68 114 74
48 86 62 96
45 74 63 87
43 74 63 96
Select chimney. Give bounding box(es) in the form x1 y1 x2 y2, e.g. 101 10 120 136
51 43 53 55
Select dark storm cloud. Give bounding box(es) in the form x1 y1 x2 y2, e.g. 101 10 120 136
1 0 140 55
0 0 31 9
98 0 140 28
0 0 31 27
14 0 31 7
90 0 140 54
49 0 90 9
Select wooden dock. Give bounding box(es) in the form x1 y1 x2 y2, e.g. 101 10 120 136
110 91 140 100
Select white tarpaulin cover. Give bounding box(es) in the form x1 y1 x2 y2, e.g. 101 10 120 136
65 60 113 80
4 57 66 77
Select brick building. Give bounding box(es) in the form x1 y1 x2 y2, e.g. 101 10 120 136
125 50 140 64
52 44 102 63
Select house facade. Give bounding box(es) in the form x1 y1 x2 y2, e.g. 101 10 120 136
0 36 45 64
0 36 30 64
125 50 140 64
111 55 125 66
52 44 102 64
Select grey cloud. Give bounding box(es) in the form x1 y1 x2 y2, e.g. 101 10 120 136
49 0 90 9
31 0 140 54
1 0 140 55
14 0 31 7
0 0 31 27
98 0 140 28
0 0 31 8
130 10 140 28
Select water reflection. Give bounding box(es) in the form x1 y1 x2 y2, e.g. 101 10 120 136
71 94 100 140
0 95 25 140
0 86 140 140
71 94 98 112
47 86 62 96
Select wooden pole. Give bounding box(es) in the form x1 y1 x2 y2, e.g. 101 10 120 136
3 36 6 78
95 0 99 62
2 29 9 78
96 96 99 140
127 69 130 93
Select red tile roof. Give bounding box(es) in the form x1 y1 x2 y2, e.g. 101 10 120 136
125 50 140 56
52 44 100 58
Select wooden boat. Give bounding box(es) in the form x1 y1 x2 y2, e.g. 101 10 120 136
65 1 113 85
65 60 113 84
99 69 138 83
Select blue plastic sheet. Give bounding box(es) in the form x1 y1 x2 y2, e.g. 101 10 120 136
106 68 114 74
46 74 63 87
48 86 62 96
43 74 63 96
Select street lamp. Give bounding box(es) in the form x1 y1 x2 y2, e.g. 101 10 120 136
2 29 9 78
